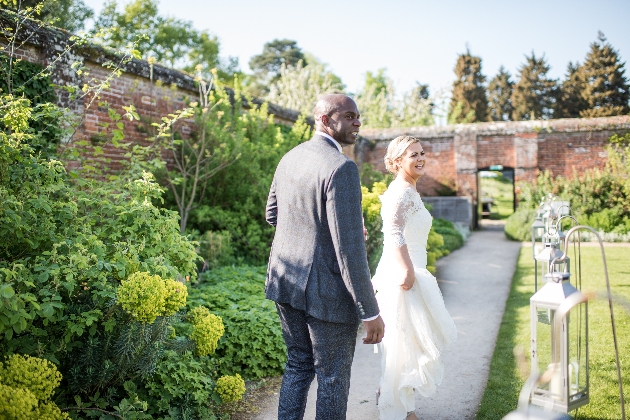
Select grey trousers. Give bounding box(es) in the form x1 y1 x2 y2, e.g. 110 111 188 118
275 302 360 420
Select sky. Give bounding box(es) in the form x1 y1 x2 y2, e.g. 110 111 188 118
82 0 630 97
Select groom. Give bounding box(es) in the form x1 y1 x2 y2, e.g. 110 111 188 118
266 94 384 419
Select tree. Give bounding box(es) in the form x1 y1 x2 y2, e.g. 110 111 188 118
266 59 344 115
449 49 489 123
555 62 588 118
2 0 94 32
487 66 514 121
93 0 224 79
249 39 305 81
579 32 629 118
511 52 558 120
355 69 434 129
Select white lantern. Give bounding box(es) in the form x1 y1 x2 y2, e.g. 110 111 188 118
530 271 589 413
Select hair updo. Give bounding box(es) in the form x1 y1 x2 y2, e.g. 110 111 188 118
384 135 420 174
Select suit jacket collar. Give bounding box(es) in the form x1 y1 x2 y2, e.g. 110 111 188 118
314 132 343 153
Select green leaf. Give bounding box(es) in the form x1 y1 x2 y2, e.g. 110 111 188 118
0 284 15 299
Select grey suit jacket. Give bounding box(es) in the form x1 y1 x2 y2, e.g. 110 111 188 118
265 134 379 324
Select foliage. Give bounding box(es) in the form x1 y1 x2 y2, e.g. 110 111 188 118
182 95 312 265
506 140 630 240
477 247 630 419
0 53 62 157
504 207 536 241
189 306 225 357
511 52 558 120
355 68 434 129
149 70 242 233
447 101 476 125
117 272 187 323
449 49 488 123
93 0 236 80
362 181 388 273
139 350 219 419
266 59 344 115
487 66 514 122
0 354 68 420
195 230 236 270
579 32 630 118
431 218 464 252
215 374 245 403
1 0 94 32
186 266 287 379
555 61 588 118
248 38 306 93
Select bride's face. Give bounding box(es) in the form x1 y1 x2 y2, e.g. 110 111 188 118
396 142 426 180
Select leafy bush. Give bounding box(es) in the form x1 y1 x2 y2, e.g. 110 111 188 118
188 306 225 357
504 207 536 241
510 140 630 238
431 218 464 252
138 350 220 419
187 266 287 379
215 374 246 403
180 88 312 265
0 354 68 420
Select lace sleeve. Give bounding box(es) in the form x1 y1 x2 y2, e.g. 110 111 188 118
384 187 418 248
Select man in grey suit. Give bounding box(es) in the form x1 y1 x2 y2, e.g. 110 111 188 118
266 94 385 419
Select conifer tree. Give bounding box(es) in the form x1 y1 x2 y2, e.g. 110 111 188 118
579 32 629 118
487 66 514 121
556 62 588 118
511 52 558 120
449 50 489 123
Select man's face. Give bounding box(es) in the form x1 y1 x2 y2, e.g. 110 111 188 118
324 99 361 146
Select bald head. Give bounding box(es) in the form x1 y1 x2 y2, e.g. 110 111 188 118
313 94 361 146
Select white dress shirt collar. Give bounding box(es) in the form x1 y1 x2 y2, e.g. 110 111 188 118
315 131 343 153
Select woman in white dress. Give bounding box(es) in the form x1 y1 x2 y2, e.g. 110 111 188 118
372 136 457 420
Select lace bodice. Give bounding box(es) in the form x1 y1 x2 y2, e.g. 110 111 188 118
380 180 433 257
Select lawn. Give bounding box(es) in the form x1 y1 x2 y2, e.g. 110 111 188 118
479 172 515 220
477 246 630 419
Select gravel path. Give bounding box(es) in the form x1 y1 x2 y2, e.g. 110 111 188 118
254 221 522 419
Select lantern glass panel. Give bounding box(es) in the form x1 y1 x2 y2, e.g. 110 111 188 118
535 308 556 397
568 302 588 403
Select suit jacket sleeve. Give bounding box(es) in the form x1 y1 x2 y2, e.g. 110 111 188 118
326 160 379 320
266 177 277 227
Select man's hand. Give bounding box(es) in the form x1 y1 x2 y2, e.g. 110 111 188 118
362 315 385 344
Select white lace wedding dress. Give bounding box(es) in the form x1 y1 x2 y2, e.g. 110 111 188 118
372 180 457 419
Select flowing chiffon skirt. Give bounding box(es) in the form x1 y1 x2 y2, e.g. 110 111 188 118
372 248 457 420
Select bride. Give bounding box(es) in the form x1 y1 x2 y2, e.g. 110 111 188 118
372 135 457 420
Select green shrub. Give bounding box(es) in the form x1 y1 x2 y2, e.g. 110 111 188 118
180 91 312 265
513 141 630 237
362 181 388 273
187 266 287 379
431 218 464 252
139 350 219 419
189 306 225 356
0 354 68 420
215 374 246 403
504 207 536 241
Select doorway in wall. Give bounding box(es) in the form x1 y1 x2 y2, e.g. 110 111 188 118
477 166 515 221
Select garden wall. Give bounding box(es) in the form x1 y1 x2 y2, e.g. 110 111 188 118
358 116 630 200
0 10 303 171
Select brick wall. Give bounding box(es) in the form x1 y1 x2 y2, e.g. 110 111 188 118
0 9 304 171
359 116 630 201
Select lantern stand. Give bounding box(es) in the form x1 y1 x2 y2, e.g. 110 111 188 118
503 293 588 420
528 226 625 419
531 212 547 292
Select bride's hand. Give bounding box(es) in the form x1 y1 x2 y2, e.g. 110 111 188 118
400 269 415 290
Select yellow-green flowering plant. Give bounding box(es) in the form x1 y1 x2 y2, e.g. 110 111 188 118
0 354 68 420
117 272 188 322
215 373 245 403
189 306 225 356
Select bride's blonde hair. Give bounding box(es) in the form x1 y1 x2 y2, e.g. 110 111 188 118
384 135 420 174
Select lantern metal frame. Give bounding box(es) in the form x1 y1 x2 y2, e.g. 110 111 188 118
528 225 625 419
529 271 589 412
